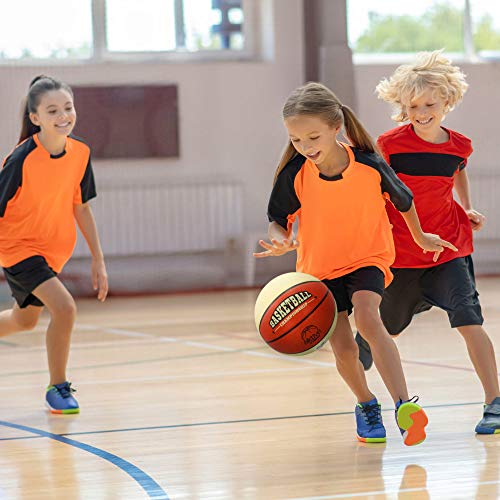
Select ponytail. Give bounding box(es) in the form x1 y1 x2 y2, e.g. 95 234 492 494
273 142 297 184
341 105 377 154
18 75 73 144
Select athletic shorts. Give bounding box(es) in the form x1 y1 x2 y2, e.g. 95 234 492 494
380 255 483 334
3 256 57 308
322 266 385 315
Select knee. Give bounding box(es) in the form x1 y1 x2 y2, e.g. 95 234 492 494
331 336 359 364
14 314 39 331
50 298 77 322
354 307 382 336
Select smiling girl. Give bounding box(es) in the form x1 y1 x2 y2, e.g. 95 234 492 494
0 75 108 414
254 82 456 445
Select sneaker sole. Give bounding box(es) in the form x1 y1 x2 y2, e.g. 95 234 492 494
397 403 428 446
45 402 80 415
475 426 500 435
356 435 386 443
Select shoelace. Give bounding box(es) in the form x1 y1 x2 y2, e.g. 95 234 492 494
55 382 76 399
398 395 420 408
361 403 382 427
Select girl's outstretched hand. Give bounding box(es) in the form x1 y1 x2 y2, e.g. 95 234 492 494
465 209 486 231
418 233 458 262
91 258 109 301
253 237 299 258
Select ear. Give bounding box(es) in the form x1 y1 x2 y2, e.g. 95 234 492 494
29 112 40 126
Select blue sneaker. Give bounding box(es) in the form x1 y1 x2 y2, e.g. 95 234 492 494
396 397 428 446
46 382 79 414
475 397 500 434
355 398 386 443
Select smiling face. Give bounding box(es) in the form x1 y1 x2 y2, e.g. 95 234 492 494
284 114 340 169
29 89 77 139
403 87 448 138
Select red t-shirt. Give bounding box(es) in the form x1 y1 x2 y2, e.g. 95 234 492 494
378 124 473 268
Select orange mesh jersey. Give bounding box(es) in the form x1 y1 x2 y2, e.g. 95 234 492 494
0 134 96 272
267 143 413 286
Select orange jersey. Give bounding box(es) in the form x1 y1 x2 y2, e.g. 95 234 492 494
0 134 96 272
267 143 413 286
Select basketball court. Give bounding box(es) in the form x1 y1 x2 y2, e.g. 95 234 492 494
1 276 499 499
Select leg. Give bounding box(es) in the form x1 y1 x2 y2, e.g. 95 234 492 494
457 325 500 404
329 312 374 403
0 302 42 337
352 290 409 403
32 277 77 386
329 311 386 443
356 267 428 371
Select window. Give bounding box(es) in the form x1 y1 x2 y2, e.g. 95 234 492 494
0 0 93 60
347 0 500 60
0 0 247 61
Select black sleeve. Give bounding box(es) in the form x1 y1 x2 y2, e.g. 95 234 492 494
0 155 24 217
267 155 303 229
377 157 414 212
353 148 413 212
80 157 97 203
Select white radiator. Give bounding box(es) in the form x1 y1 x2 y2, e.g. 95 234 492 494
73 181 244 257
469 170 500 241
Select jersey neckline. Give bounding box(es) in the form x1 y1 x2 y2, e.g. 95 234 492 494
33 133 67 159
307 141 354 182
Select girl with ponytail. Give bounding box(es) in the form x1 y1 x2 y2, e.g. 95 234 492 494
254 82 457 446
0 75 108 414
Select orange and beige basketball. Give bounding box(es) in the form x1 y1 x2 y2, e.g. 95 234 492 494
254 272 337 355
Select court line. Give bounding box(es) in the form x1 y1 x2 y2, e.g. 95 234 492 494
0 365 328 391
0 400 483 442
0 420 169 499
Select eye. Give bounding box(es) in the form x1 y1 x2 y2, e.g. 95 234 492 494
49 110 57 114
310 136 319 141
290 138 299 143
426 103 435 107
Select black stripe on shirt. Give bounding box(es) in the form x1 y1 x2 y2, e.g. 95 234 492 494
389 152 465 177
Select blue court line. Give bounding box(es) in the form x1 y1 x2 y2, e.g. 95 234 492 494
0 420 170 499
0 400 482 443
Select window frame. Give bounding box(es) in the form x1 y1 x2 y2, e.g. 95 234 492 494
0 0 257 65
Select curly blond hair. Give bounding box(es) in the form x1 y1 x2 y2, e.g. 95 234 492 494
376 50 468 122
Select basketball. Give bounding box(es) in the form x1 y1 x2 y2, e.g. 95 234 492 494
254 272 337 355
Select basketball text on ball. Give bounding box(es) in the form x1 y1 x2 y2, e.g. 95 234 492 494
269 291 313 328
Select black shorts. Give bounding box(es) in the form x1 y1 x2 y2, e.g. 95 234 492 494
3 256 57 308
322 266 385 315
380 255 483 334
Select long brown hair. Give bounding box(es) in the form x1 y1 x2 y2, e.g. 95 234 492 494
19 75 74 144
274 82 376 182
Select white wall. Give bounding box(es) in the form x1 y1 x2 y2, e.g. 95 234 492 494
355 62 500 274
0 0 304 234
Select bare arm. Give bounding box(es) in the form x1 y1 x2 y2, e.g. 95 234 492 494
253 221 299 258
73 203 108 301
454 168 485 231
400 202 458 262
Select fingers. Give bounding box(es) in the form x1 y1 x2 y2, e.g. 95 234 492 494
97 275 108 302
439 240 458 252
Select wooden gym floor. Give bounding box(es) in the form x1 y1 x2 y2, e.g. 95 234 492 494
1 277 500 499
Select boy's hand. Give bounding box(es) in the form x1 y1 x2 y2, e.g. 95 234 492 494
465 209 486 231
253 238 299 258
91 258 109 301
418 233 458 262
